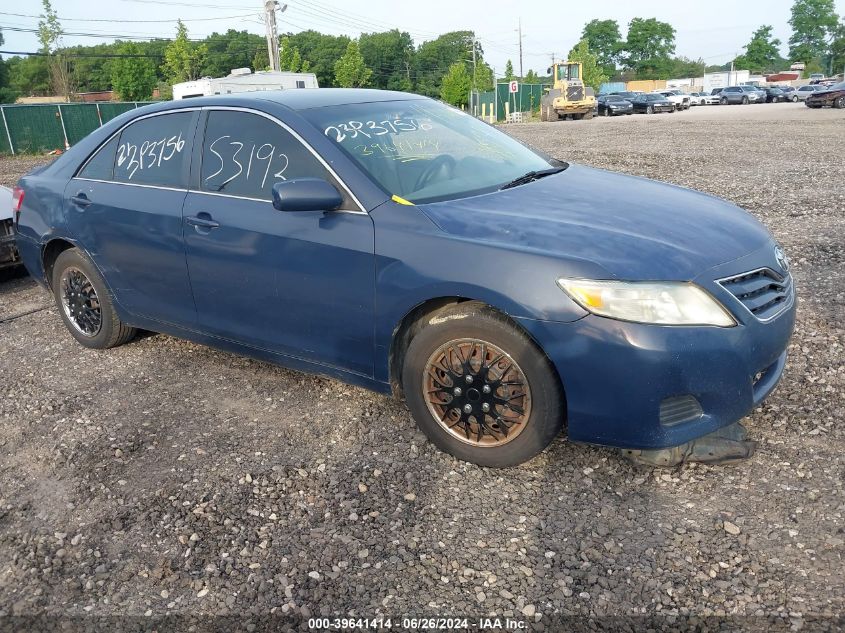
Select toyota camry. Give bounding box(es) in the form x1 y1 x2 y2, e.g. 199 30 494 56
13 89 796 467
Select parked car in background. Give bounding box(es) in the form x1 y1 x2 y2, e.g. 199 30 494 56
719 86 754 104
740 85 766 102
764 87 786 103
653 90 691 110
791 85 823 102
609 91 643 101
808 73 825 84
779 86 796 98
700 92 721 105
13 89 796 467
805 81 845 108
1 187 21 271
631 93 675 114
710 88 724 97
687 92 706 105
596 94 634 116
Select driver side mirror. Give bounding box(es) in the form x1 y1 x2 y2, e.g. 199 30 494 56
272 178 343 212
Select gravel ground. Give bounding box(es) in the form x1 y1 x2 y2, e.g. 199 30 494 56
0 103 843 631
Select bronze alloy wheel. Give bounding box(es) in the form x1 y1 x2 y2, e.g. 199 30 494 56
60 265 102 337
423 339 532 447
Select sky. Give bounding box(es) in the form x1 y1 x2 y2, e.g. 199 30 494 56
2 0 845 75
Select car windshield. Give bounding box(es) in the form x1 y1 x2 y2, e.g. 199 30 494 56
304 99 554 204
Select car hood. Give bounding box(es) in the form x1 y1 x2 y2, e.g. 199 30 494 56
417 164 772 281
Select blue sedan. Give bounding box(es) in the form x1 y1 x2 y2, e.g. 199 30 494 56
12 89 796 467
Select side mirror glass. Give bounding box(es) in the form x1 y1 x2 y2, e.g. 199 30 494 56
272 178 343 212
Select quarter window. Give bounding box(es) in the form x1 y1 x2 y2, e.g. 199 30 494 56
114 112 194 187
200 111 332 201
79 135 119 181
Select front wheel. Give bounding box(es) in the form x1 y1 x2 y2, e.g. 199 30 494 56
835 96 845 109
720 97 728 105
52 248 137 349
646 105 654 114
792 95 799 102
402 302 564 468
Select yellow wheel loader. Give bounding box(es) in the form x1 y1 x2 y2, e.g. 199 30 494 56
540 61 596 121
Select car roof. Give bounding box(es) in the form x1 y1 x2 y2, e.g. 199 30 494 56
154 88 426 113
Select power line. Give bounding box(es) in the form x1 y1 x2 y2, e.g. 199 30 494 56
0 10 257 23
0 49 163 58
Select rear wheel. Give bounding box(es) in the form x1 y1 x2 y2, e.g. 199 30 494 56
741 96 749 105
646 105 654 114
720 97 728 105
402 302 564 468
792 95 799 102
835 96 845 109
51 248 136 349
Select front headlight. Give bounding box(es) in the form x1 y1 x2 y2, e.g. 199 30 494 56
556 278 736 327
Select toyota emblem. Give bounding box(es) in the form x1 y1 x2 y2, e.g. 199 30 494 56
774 245 790 273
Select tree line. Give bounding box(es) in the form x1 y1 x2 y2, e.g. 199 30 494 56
0 0 843 108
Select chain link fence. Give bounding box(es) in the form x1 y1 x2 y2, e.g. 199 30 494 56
0 102 155 155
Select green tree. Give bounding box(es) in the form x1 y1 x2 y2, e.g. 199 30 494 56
788 0 839 63
439 61 471 106
830 20 845 75
334 40 372 87
668 56 706 78
279 36 311 72
581 19 622 75
733 25 783 73
110 42 157 101
38 0 71 99
0 30 18 103
5 56 50 96
253 49 270 71
203 30 265 77
287 30 350 86
503 59 515 82
164 20 207 84
475 62 494 91
524 69 539 84
567 39 608 90
359 29 414 91
621 17 677 79
414 31 475 96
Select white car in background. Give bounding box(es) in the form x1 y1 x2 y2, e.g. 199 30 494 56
652 90 691 110
1 186 20 271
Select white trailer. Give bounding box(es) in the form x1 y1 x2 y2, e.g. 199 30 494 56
172 68 319 100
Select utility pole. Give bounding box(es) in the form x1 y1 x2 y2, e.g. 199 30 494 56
517 18 524 79
471 38 477 90
264 1 287 72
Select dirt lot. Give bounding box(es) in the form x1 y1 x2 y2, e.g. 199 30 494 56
0 103 843 630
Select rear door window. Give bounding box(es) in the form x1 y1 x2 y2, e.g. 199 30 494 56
199 110 334 201
114 112 194 188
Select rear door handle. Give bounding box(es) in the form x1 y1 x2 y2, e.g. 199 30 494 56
185 214 220 230
70 192 92 208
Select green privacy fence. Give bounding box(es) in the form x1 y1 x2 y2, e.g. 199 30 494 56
0 102 156 155
469 84 551 122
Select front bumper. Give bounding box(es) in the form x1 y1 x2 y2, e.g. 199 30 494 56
608 106 633 115
516 250 796 450
0 220 20 268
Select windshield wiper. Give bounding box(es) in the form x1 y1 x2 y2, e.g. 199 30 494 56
499 165 568 190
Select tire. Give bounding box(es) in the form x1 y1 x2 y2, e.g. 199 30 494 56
835 96 845 109
402 302 564 468
646 105 654 114
720 97 728 105
51 248 136 349
792 95 799 102
741 96 749 105
602 106 610 117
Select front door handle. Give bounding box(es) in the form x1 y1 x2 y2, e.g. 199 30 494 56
70 192 92 208
185 213 220 230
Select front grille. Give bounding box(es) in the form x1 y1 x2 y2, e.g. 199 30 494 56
567 86 584 101
718 268 792 321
